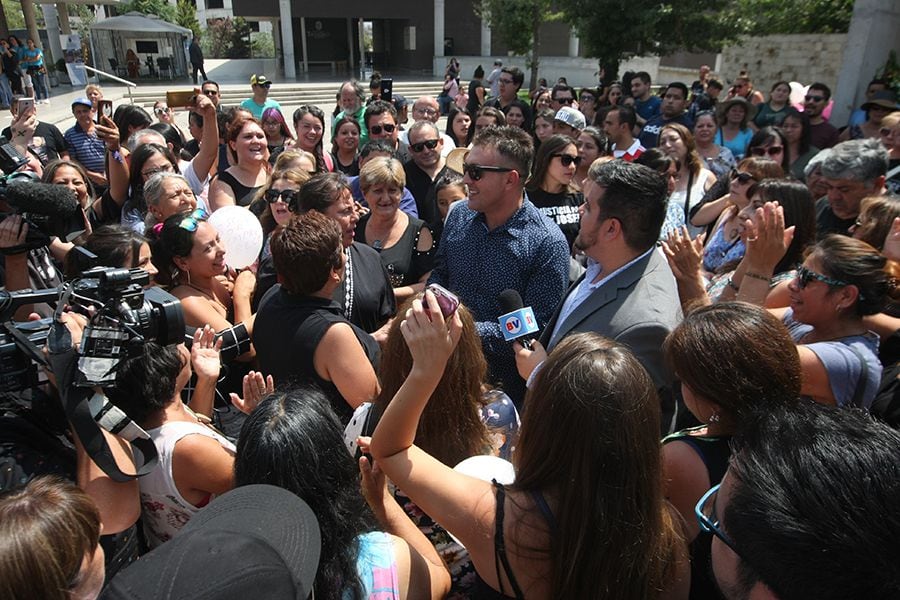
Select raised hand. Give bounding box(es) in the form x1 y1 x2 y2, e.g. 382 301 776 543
662 226 704 280
400 290 463 377
230 370 274 415
190 324 223 380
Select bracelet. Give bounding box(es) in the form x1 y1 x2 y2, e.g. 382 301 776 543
744 271 772 283
726 276 740 292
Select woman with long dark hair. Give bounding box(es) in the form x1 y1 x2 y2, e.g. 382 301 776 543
525 134 583 249
330 115 361 176
780 108 819 180
746 126 790 174
752 80 792 128
369 298 689 599
235 386 451 599
292 104 334 172
445 106 472 148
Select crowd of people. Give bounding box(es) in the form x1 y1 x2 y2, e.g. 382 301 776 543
1 63 899 600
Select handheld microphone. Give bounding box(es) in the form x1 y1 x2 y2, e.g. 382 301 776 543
497 289 539 350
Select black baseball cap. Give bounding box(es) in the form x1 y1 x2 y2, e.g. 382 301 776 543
102 485 320 600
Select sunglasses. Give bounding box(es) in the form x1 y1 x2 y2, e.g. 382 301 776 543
555 97 575 105
730 170 756 184
178 208 208 232
154 107 170 115
695 484 741 556
369 123 396 135
750 145 783 157
795 264 848 289
265 188 300 205
552 153 582 167
410 139 440 153
462 162 514 181
202 89 219 96
805 95 825 103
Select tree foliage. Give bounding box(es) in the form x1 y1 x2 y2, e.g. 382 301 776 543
175 0 201 38
476 0 564 89
118 0 177 24
558 0 743 81
201 17 251 59
725 0 854 35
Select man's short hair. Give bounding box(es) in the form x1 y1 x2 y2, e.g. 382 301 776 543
408 120 439 140
664 82 689 99
201 80 220 91
725 401 900 599
808 82 832 101
125 129 166 152
271 211 343 296
551 83 575 100
472 125 533 183
820 138 889 184
707 78 724 91
588 160 667 251
364 100 397 129
359 139 398 161
502 67 525 89
634 71 652 85
612 106 637 130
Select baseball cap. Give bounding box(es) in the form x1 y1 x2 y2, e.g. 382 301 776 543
71 96 93 109
102 485 321 600
554 106 586 130
392 94 408 111
250 74 271 87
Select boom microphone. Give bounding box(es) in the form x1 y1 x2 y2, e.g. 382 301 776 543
497 289 539 350
5 180 82 219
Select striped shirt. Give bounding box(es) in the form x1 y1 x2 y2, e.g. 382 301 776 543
64 123 106 174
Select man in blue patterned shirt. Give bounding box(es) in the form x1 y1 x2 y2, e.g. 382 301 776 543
429 126 569 406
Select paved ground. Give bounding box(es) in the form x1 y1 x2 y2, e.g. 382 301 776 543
4 79 447 149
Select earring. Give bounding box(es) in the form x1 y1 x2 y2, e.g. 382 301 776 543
708 411 720 424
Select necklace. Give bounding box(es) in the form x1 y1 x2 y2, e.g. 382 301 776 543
184 281 228 312
343 247 354 320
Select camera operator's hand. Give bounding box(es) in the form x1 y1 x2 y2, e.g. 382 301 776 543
0 214 28 251
191 324 222 381
57 310 89 348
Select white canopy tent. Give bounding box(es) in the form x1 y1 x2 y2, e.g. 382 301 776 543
89 12 191 80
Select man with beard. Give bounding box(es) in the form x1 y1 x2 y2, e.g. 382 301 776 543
515 160 682 434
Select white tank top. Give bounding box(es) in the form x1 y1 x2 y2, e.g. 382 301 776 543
670 169 712 238
139 420 235 548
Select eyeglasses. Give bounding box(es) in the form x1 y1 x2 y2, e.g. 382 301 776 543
552 153 582 167
142 164 175 179
805 95 826 103
795 264 848 289
695 484 741 555
750 145 783 157
410 139 440 153
369 123 396 135
177 208 208 232
462 162 514 181
730 170 756 184
265 188 300 206
202 89 219 96
580 95 595 103
555 97 575 105
499 77 514 85
413 107 438 117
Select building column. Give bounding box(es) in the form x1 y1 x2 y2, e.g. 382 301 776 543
346 17 355 74
41 4 64 68
21 0 40 53
480 14 491 56
300 17 308 75
278 0 295 79
832 0 900 125
434 0 444 58
568 28 579 58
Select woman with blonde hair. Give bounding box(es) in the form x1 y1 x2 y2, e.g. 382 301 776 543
355 157 434 303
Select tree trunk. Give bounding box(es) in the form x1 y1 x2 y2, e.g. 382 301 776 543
528 8 541 91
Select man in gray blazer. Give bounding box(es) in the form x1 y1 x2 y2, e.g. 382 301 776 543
515 160 683 433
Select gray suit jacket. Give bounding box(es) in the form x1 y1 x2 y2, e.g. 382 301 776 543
540 249 683 432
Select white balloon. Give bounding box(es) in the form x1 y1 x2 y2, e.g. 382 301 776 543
207 205 263 269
